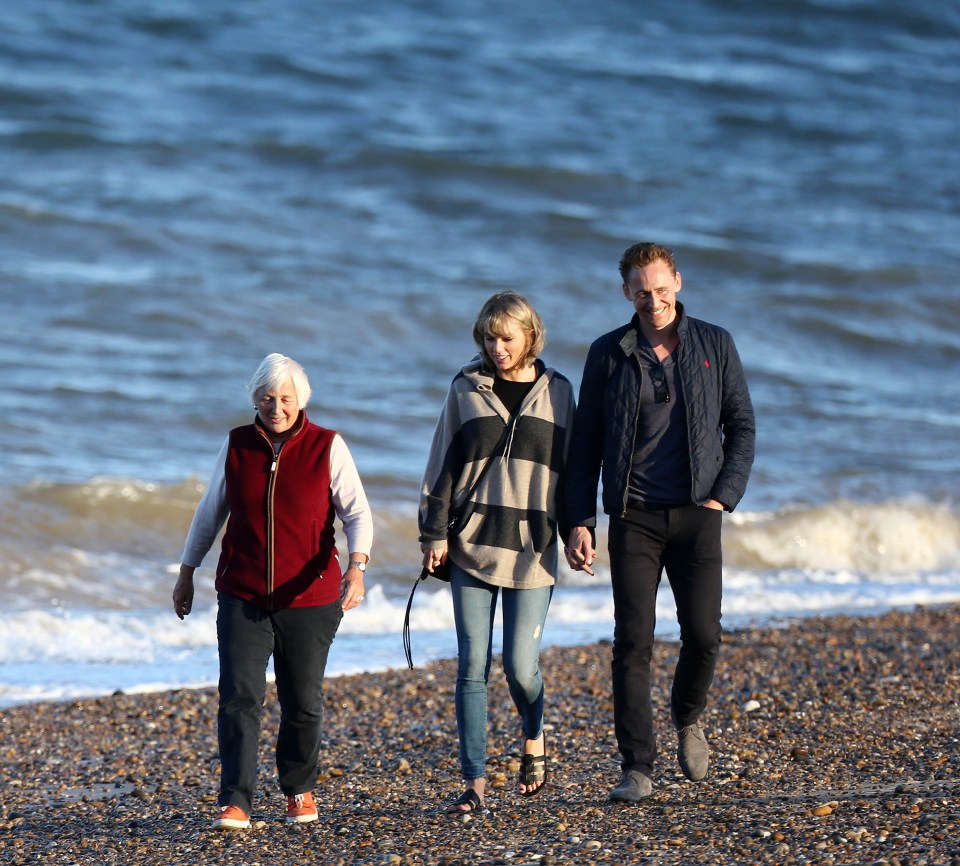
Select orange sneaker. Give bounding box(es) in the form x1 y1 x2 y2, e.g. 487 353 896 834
286 792 318 823
211 804 251 830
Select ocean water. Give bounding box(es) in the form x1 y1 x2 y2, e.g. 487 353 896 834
1 0 958 706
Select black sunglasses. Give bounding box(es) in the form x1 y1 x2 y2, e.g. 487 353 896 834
651 364 670 404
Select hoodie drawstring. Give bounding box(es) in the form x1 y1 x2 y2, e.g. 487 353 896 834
501 415 518 463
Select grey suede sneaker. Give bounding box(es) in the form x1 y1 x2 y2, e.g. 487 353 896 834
608 770 653 802
677 722 709 781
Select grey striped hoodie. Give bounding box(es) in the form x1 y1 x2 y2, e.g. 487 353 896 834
419 358 576 589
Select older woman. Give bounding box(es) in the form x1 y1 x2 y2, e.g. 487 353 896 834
419 291 575 812
173 353 373 830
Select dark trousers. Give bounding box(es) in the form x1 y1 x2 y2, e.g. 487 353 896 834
608 504 723 778
216 593 342 815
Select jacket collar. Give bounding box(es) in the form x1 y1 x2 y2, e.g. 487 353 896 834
619 302 687 356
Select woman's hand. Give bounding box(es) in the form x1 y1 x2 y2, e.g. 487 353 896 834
420 543 448 575
340 554 368 611
172 565 195 619
563 527 596 575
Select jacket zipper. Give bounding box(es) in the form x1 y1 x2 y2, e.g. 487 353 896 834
621 351 643 518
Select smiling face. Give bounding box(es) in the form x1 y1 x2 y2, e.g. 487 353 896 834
622 258 682 338
256 376 300 439
483 315 533 381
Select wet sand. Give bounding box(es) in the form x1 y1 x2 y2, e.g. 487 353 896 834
1 604 957 865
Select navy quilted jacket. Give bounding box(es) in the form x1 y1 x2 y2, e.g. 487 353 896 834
565 304 755 527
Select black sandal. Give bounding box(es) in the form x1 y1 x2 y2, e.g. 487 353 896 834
518 734 547 797
446 789 483 813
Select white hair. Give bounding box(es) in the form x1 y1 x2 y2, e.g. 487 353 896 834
246 353 312 409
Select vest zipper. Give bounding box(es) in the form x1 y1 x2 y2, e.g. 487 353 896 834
265 445 282 610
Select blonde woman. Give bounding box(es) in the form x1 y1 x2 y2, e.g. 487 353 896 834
419 292 575 812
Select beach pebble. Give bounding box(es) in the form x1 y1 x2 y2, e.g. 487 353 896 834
1 604 958 865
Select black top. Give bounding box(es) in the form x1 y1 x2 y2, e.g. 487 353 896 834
493 372 537 416
627 339 691 507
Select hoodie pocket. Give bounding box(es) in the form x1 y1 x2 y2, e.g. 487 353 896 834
517 518 542 562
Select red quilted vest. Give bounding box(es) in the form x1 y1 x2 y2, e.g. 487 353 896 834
215 412 341 609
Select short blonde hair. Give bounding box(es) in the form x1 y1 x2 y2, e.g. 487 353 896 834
247 353 312 409
472 291 546 368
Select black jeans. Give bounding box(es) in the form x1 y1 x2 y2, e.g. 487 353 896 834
607 504 723 778
216 593 342 815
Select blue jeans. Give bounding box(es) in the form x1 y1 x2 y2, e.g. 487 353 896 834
608 504 723 778
216 593 342 815
449 563 553 780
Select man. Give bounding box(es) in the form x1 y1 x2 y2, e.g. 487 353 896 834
564 242 755 802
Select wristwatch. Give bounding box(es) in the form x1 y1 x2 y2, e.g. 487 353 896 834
349 560 367 573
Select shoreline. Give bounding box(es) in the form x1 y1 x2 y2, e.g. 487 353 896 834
1 604 957 864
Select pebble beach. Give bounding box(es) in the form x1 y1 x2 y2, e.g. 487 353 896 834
1 605 957 866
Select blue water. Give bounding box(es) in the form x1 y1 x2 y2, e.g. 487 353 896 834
1 0 958 706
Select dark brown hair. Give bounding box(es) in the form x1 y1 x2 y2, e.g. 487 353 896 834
618 242 678 282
